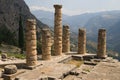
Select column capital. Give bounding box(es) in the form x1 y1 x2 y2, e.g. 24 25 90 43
99 28 106 32
54 4 62 9
27 19 36 25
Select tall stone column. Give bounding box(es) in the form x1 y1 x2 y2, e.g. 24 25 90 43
42 28 51 60
54 4 62 56
78 28 86 54
26 19 37 66
97 29 106 58
62 25 70 53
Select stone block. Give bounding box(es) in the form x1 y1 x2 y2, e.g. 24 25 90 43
4 65 17 74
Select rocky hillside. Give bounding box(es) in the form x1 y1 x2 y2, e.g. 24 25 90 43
0 0 47 45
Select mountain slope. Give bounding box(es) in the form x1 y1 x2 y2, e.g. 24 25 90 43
0 0 47 45
32 10 69 27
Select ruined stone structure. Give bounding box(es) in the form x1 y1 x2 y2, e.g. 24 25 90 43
97 29 106 58
78 28 86 54
26 19 37 66
42 28 51 60
54 4 62 56
62 25 70 53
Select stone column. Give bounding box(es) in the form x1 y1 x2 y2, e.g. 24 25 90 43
54 4 62 56
62 25 70 53
97 29 106 58
26 19 37 66
78 28 86 54
42 28 51 60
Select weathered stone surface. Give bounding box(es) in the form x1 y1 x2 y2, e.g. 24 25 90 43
78 28 86 54
4 65 17 74
1 53 7 59
62 25 70 53
54 4 63 56
26 19 37 66
97 29 106 58
42 29 51 60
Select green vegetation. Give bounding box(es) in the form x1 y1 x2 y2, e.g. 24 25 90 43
0 52 25 59
66 59 83 67
0 24 17 45
83 69 90 72
7 53 25 59
18 14 24 54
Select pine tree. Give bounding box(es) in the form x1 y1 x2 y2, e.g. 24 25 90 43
18 14 24 54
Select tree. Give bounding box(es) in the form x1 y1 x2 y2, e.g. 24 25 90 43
18 14 24 54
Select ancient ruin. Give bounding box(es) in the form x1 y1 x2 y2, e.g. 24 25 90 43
97 29 106 58
42 28 51 60
0 4 120 80
78 28 86 54
54 4 63 56
26 19 37 66
62 25 70 53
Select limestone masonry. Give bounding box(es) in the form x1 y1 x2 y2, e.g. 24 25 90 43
62 25 70 53
97 29 106 58
54 4 63 56
78 28 86 54
26 19 37 66
42 28 51 60
0 4 117 80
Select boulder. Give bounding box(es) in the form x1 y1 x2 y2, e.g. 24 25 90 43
4 65 17 74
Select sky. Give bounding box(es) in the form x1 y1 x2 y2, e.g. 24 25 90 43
24 0 120 16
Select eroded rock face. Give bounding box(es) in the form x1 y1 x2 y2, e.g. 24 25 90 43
0 0 47 44
4 65 17 74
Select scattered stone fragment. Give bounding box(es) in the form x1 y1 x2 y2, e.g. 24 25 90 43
4 65 17 74
1 53 7 59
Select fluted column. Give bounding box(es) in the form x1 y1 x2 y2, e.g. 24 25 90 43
62 25 70 53
54 4 62 56
26 19 37 66
78 28 86 54
97 29 106 58
42 28 51 60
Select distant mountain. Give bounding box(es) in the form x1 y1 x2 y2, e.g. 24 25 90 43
0 0 47 45
32 10 120 56
32 10 69 27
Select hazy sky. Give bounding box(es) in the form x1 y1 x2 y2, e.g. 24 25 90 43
25 0 120 16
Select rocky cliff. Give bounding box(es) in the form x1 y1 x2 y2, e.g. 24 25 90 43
0 0 47 45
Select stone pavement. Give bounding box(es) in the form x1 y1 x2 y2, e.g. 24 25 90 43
0 54 120 80
82 61 120 80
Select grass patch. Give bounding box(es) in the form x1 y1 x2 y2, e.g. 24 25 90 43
0 52 25 59
7 53 25 59
83 69 90 72
66 59 83 67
